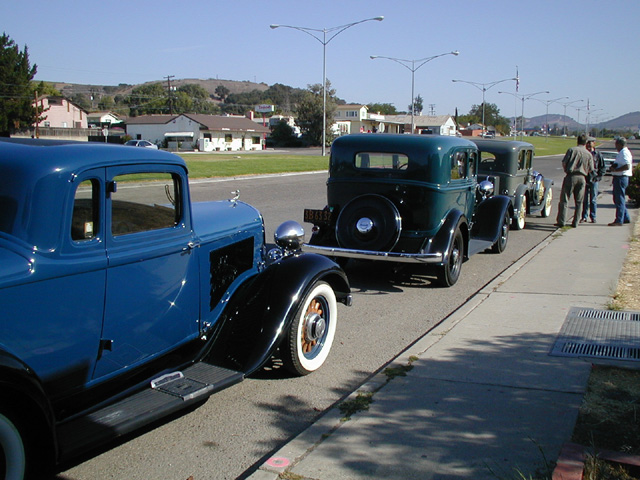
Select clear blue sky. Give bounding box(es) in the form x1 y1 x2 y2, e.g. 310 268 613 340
5 0 638 122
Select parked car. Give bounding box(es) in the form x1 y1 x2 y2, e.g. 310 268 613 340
0 138 351 479
124 139 158 149
598 150 617 174
302 134 513 287
471 138 554 230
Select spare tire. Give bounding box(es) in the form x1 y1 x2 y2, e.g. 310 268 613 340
336 194 401 251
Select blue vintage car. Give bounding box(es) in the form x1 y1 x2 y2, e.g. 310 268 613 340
303 134 513 287
0 138 350 479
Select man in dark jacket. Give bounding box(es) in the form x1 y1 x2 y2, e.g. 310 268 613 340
556 133 594 227
580 136 607 223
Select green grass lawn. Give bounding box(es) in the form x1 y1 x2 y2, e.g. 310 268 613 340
177 136 599 179
180 153 329 178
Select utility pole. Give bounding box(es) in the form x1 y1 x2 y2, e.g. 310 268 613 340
165 75 175 115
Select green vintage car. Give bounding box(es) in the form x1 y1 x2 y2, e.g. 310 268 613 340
471 138 554 230
303 134 513 287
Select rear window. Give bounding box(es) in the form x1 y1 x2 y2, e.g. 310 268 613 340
355 152 409 170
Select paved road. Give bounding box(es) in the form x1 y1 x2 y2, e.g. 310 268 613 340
57 155 567 480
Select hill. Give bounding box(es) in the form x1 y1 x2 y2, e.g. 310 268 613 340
50 78 270 104
524 112 640 131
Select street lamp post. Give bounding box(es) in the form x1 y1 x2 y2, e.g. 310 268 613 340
498 90 549 140
531 96 568 137
559 99 584 136
451 77 517 136
270 16 384 156
370 51 459 134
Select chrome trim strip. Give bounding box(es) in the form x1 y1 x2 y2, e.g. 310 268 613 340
301 244 443 264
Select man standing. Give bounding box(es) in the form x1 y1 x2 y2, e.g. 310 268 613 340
556 133 595 227
608 137 633 226
581 137 606 223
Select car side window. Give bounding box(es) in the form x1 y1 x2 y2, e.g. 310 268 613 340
111 172 180 236
518 151 526 170
451 151 467 180
468 151 476 177
525 150 532 170
72 179 99 241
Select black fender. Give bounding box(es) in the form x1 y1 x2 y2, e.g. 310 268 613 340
204 253 350 376
425 209 469 262
0 349 57 466
471 195 513 243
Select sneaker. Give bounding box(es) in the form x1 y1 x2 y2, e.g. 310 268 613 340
608 222 623 226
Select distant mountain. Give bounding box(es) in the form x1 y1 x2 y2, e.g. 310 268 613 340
523 112 640 131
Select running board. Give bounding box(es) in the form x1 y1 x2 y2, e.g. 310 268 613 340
57 363 243 459
468 238 494 256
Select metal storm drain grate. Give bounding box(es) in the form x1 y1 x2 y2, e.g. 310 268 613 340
550 307 640 362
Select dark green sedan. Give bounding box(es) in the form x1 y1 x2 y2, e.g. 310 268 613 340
303 134 513 287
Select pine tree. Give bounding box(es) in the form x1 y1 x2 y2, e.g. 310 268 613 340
0 33 37 136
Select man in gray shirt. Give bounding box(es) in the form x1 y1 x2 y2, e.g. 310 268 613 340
556 133 595 227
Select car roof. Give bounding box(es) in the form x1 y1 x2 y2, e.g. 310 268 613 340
469 138 534 153
0 139 186 248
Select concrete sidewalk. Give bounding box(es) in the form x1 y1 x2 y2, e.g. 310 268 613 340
249 187 635 480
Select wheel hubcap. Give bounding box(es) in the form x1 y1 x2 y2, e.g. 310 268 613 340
301 298 327 354
356 217 374 234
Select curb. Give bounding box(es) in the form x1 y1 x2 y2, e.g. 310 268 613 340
248 230 560 479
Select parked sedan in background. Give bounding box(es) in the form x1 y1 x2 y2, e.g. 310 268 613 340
125 139 158 149
598 150 617 174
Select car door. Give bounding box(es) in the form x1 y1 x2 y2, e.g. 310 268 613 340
450 149 476 220
92 165 200 381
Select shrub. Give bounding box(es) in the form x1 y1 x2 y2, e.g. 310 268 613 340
626 164 640 206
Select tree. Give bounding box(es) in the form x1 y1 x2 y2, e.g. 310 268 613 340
0 33 37 136
408 94 424 116
215 85 230 100
127 83 167 116
367 103 397 115
295 81 337 147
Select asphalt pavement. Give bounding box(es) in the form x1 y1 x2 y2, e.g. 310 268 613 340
247 175 637 480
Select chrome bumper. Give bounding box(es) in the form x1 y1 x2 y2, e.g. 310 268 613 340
301 243 443 264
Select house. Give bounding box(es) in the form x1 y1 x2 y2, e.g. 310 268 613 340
35 96 87 129
126 113 270 151
87 112 123 129
382 115 457 136
334 104 386 135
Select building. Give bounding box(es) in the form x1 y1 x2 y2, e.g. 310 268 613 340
333 106 457 136
382 115 457 136
126 113 270 151
334 105 386 135
87 112 123 129
35 96 87 129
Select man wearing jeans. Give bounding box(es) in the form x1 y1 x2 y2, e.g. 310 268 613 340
609 137 633 226
556 134 594 228
581 137 606 223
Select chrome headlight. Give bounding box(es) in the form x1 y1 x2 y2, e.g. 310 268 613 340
274 220 305 251
478 179 494 197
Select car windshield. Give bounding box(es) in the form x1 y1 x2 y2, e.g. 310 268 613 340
125 140 137 145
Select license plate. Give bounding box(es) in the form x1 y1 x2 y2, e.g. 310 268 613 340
304 209 334 224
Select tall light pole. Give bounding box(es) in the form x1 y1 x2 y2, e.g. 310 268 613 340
498 90 549 140
270 16 384 156
451 77 516 135
370 51 459 134
531 96 568 137
559 99 584 136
